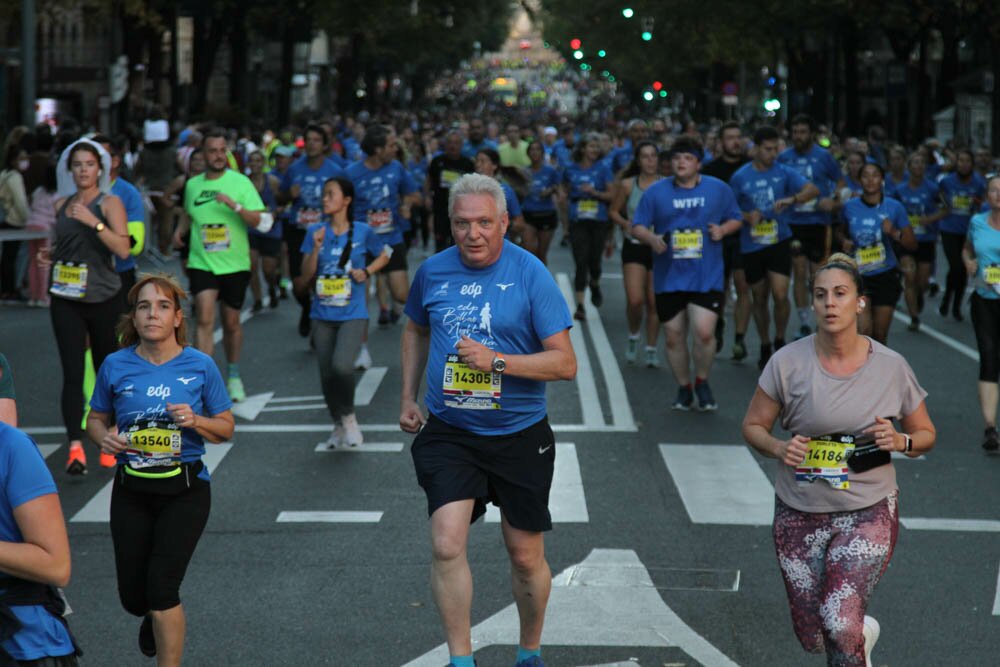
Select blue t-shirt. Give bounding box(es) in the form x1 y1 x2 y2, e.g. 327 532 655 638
345 160 418 246
893 178 942 242
729 162 807 254
522 165 560 213
938 172 986 235
300 221 387 321
406 158 428 194
90 347 232 481
404 242 572 435
341 137 363 163
841 197 910 276
281 157 345 230
632 175 742 293
248 174 282 240
552 140 574 170
112 177 145 273
0 424 75 661
968 212 1000 300
461 138 498 160
563 162 614 222
777 144 842 225
609 140 633 174
500 182 521 219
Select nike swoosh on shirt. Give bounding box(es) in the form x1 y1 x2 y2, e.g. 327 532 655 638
193 191 219 206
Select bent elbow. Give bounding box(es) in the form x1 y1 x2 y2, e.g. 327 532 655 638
561 357 577 381
50 557 71 588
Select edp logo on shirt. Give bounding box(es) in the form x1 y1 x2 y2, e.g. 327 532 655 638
460 283 483 298
147 384 171 399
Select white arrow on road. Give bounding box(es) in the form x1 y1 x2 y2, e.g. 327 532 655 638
231 392 274 421
402 548 739 667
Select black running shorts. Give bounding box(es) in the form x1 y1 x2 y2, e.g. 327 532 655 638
742 238 793 285
655 290 724 323
789 224 830 264
186 268 251 310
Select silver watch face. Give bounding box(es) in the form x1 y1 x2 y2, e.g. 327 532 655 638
493 358 506 372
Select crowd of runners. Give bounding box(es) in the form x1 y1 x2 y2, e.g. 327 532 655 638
1 105 999 667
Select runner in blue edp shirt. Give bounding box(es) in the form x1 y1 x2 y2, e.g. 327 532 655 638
301 220 387 323
729 162 809 255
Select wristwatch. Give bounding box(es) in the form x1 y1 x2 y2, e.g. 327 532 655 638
491 352 506 374
94 222 106 232
903 433 913 453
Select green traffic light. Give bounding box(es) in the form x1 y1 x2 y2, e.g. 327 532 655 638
608 75 616 82
659 90 667 98
641 31 652 41
598 50 606 58
622 8 634 18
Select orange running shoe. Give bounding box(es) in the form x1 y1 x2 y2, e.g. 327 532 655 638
66 442 87 476
100 452 117 468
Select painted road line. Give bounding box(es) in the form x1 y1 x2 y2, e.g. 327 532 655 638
71 443 233 523
314 442 405 453
582 284 636 431
355 366 387 406
557 273 605 429
212 308 254 344
267 395 323 403
231 392 274 421
259 403 327 413
993 564 1000 616
276 511 382 523
403 548 739 667
901 517 1000 532
486 443 588 523
891 451 926 460
37 444 60 460
25 422 640 435
892 311 978 361
660 444 774 526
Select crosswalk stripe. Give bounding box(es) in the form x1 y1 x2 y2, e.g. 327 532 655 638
313 442 404 453
659 444 774 526
260 403 326 412
267 395 323 403
486 443 588 523
37 444 60 460
70 443 233 523
900 518 1000 532
276 511 382 523
355 367 387 406
556 274 604 428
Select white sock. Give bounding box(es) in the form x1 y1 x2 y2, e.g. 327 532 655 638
629 332 640 341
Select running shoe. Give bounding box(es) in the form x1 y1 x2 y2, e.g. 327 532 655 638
99 452 117 468
341 413 364 447
590 284 603 308
672 385 694 411
251 300 263 313
574 304 586 321
65 442 87 476
625 338 639 364
731 340 747 362
298 308 311 337
269 285 280 309
796 324 811 340
139 614 156 657
908 316 920 332
279 278 291 298
983 426 999 452
227 377 246 403
389 309 401 324
694 381 718 411
645 347 659 368
758 344 773 372
515 657 545 667
862 615 880 667
354 344 373 370
927 281 939 297
378 309 391 326
326 423 346 449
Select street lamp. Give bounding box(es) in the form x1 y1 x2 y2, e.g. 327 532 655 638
622 8 634 18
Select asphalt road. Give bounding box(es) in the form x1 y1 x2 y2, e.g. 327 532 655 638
3 238 999 666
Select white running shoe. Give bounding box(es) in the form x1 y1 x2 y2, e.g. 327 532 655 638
862 615 880 667
326 423 346 449
340 413 364 447
645 347 659 368
354 344 372 370
625 337 639 364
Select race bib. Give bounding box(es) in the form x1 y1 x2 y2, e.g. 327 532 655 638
201 224 231 252
442 353 501 410
908 214 926 236
316 274 351 307
750 219 779 246
951 194 971 213
795 434 855 489
50 261 88 299
441 170 461 188
125 421 182 470
856 243 886 272
577 199 599 219
671 228 703 259
297 208 321 227
367 209 395 234
984 264 1000 286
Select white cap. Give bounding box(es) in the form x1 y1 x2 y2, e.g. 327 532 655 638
144 119 169 143
543 126 557 136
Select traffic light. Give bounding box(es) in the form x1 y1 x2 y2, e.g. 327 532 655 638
597 49 606 58
570 38 581 50
763 98 781 112
652 81 663 91
641 31 652 41
573 50 584 60
643 91 654 102
641 16 654 41
622 7 634 18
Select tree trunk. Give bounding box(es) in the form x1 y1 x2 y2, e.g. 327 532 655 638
842 18 861 135
191 14 227 117
229 12 247 108
917 26 930 140
277 23 295 126
992 35 1000 154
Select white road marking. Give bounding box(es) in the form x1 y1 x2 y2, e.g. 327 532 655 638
37 444 60 459
231 392 274 421
212 308 254 344
313 442 404 453
485 443 588 523
402 548 739 667
579 280 636 431
557 273 605 429
70 443 233 523
267 395 323 403
276 511 382 523
892 311 978 361
993 563 1000 616
355 366 387 406
901 518 1000 532
260 403 327 412
660 444 774 526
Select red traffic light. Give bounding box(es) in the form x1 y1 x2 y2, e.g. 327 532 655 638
652 80 663 91
570 38 581 50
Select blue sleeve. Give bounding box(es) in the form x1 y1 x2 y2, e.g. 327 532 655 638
719 183 742 222
4 428 57 510
892 201 910 228
403 265 429 326
601 165 615 188
399 164 418 196
505 185 522 217
201 357 232 416
632 186 656 229
300 223 320 254
528 261 572 340
124 188 145 222
823 152 842 183
728 174 749 212
280 167 294 194
89 356 114 413
364 226 385 256
786 167 808 192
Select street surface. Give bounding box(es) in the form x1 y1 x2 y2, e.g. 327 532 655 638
4 238 999 666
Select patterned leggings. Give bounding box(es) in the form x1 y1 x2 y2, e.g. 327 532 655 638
773 492 898 667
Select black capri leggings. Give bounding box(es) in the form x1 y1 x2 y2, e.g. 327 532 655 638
971 293 1000 382
569 220 612 293
50 295 123 442
940 231 968 312
110 473 211 616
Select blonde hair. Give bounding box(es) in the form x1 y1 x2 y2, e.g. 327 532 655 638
117 273 189 347
810 252 864 294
